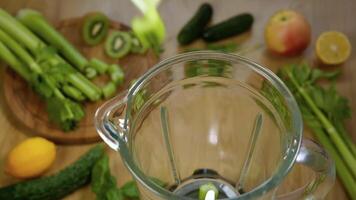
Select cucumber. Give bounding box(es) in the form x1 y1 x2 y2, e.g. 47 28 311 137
105 31 131 59
203 13 254 42
0 144 105 200
177 3 213 45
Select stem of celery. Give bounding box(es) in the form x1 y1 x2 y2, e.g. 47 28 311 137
0 29 42 74
17 9 88 72
0 9 44 54
0 41 30 81
286 70 356 178
306 124 356 199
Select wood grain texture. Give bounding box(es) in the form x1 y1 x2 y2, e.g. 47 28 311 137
2 17 157 144
0 0 354 199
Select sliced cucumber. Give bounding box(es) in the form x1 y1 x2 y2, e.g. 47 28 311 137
82 12 109 46
105 31 131 59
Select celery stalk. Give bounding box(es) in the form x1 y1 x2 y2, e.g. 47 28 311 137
0 29 42 74
67 73 101 101
285 69 356 177
0 9 101 101
0 9 44 54
0 40 30 81
17 9 88 72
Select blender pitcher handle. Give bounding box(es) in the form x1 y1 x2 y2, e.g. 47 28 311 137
277 139 335 200
95 91 128 151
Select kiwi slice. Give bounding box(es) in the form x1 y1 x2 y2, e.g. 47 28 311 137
129 32 147 54
82 12 109 45
105 31 131 58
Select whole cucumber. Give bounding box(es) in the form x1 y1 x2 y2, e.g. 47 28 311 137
0 144 104 200
178 3 213 45
203 13 254 42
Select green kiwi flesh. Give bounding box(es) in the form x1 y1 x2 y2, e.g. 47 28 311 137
105 31 132 59
82 12 109 45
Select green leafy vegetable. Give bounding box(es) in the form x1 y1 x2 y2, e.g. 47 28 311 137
91 154 121 200
121 181 139 199
277 64 356 198
106 188 124 200
91 153 167 200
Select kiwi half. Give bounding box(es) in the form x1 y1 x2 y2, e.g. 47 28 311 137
129 32 147 54
82 12 109 45
105 31 131 59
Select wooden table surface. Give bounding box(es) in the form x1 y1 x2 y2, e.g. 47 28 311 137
0 0 355 199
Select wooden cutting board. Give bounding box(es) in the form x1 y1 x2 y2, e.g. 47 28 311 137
2 17 157 144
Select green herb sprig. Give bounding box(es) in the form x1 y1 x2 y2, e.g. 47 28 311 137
91 153 167 200
277 64 356 199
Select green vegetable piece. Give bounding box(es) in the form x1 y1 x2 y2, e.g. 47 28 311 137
121 181 139 199
62 85 86 101
177 3 213 45
0 40 30 81
67 73 102 101
203 13 254 42
0 144 105 200
85 67 98 79
108 64 124 85
105 31 132 59
0 8 44 54
82 12 109 46
102 82 117 99
199 183 218 200
17 9 88 71
88 58 109 75
0 29 42 74
132 7 165 54
46 96 85 131
278 64 356 198
130 32 147 54
91 154 122 200
106 188 124 200
91 155 112 195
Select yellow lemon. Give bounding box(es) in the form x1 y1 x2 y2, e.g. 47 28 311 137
316 31 351 65
6 137 56 179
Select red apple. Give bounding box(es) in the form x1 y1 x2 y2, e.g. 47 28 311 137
265 10 311 56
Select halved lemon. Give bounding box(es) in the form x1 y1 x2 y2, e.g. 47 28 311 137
316 31 351 65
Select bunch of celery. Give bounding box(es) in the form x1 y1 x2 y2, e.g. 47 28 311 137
0 9 123 131
278 64 356 199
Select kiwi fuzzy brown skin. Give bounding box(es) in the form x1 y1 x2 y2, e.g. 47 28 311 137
104 31 132 59
82 12 109 46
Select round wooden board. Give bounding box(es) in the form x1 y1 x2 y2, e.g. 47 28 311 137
3 17 157 144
